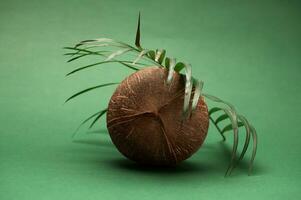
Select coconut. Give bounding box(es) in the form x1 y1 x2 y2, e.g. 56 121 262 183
107 67 209 165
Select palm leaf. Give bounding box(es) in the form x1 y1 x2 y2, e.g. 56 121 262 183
64 47 106 56
135 12 142 49
66 61 139 76
165 57 170 68
191 79 203 111
209 107 222 115
249 125 257 175
67 51 108 62
155 49 166 64
237 115 251 163
89 109 108 128
220 108 239 176
174 62 186 72
132 49 152 64
207 102 257 175
221 121 244 134
167 58 176 84
75 38 128 49
203 93 237 122
65 82 119 103
209 115 226 141
215 114 229 124
72 111 103 138
148 50 156 60
119 61 141 71
182 63 193 119
105 48 133 61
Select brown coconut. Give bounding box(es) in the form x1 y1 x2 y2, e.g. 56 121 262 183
106 67 209 165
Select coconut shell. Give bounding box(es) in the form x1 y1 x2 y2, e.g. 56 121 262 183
107 67 209 165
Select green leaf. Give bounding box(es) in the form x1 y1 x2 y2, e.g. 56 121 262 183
203 93 238 124
215 114 229 124
237 115 251 162
221 121 244 134
67 51 108 62
205 95 257 175
155 49 166 64
74 38 137 51
89 109 108 129
119 61 140 71
167 58 176 84
72 110 104 138
209 115 226 141
209 107 222 115
64 47 106 56
191 79 203 111
65 83 119 103
66 61 139 76
220 108 239 176
135 12 142 49
249 125 257 175
67 54 87 62
64 52 85 56
182 63 193 119
75 38 113 48
132 49 152 64
105 48 132 61
148 50 155 60
165 57 170 68
174 62 185 72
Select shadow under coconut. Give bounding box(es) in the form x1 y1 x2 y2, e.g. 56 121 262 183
104 141 266 176
106 158 212 175
71 132 265 176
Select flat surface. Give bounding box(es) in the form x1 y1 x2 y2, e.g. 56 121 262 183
0 0 300 199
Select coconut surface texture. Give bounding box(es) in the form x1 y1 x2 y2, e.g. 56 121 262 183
107 67 209 165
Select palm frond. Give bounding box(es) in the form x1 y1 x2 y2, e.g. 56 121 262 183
72 108 108 138
209 116 226 141
155 49 166 64
165 57 170 68
221 122 244 134
215 114 229 124
64 47 106 56
249 125 257 175
174 62 186 72
132 49 152 64
209 107 222 115
72 110 103 138
191 79 203 111
182 63 193 119
135 12 142 49
105 48 133 61
75 38 131 49
119 61 142 71
205 96 258 176
148 50 156 60
237 115 251 162
65 83 119 103
219 107 239 176
67 51 109 62
203 93 237 122
166 58 176 84
66 61 140 76
89 109 108 128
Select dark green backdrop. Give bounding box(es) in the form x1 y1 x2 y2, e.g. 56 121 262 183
1 0 300 199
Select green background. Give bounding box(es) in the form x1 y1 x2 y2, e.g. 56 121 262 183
1 0 300 199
